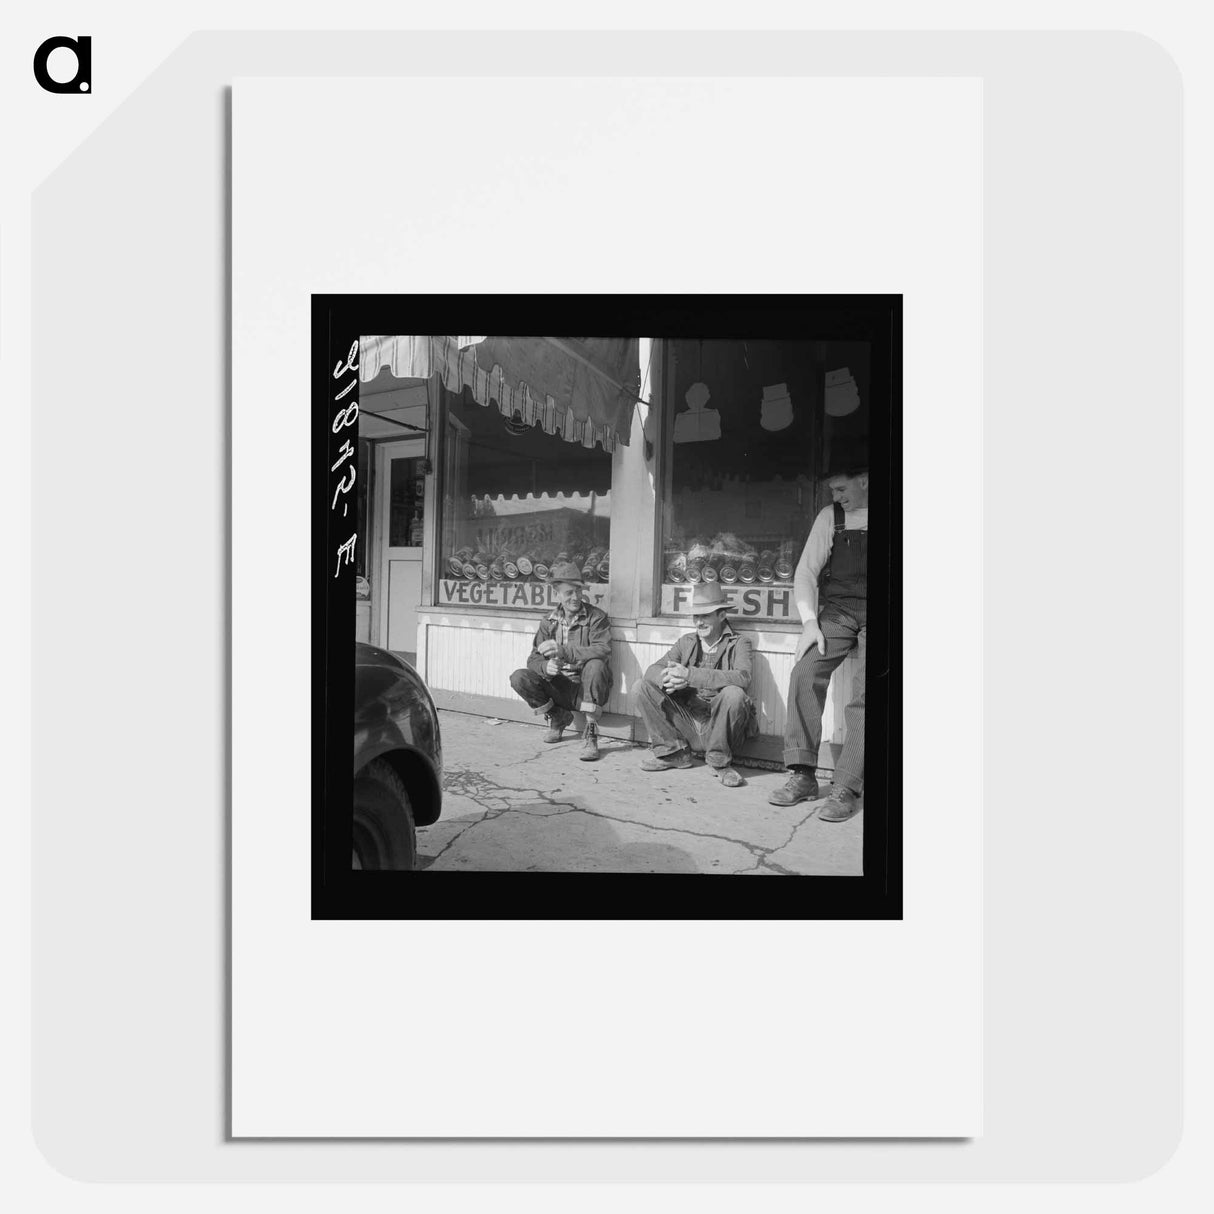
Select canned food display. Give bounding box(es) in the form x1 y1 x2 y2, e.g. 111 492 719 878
662 536 804 585
441 532 616 583
581 547 604 582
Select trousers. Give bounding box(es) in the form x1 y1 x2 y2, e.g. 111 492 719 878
635 678 753 768
509 659 612 716
783 600 866 794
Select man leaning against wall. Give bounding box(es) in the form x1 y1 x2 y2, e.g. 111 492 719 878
768 465 869 821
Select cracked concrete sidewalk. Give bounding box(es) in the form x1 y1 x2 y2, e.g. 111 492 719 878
420 710 863 875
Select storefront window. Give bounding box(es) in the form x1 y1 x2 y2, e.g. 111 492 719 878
660 338 870 622
388 456 427 548
438 384 612 612
354 438 371 601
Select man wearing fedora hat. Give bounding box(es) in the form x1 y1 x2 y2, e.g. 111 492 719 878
634 581 757 787
508 560 613 761
769 464 869 820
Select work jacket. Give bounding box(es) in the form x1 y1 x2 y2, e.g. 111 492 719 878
526 601 612 680
643 623 756 713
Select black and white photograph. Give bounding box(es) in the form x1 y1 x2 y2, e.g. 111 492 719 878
315 297 900 917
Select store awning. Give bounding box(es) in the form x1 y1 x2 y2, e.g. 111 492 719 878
360 335 640 451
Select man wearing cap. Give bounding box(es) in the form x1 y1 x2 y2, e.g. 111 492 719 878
769 466 868 820
634 581 757 787
508 560 613 761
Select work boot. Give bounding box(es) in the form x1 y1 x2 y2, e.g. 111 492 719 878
818 786 862 822
579 720 600 762
640 748 693 771
542 707 574 743
768 769 819 806
713 765 745 788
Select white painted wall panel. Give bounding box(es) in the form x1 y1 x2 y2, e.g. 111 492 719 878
424 623 529 699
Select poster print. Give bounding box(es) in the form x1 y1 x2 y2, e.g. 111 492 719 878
313 296 901 920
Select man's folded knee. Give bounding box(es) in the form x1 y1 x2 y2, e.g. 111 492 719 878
508 668 530 690
582 659 610 681
581 660 613 696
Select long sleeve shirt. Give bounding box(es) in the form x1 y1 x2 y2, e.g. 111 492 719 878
793 505 870 624
642 625 753 703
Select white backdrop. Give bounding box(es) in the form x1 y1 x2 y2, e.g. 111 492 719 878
232 74 982 1138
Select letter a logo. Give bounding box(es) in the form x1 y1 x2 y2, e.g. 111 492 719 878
33 35 92 94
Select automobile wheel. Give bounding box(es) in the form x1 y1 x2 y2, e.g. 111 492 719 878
351 759 418 870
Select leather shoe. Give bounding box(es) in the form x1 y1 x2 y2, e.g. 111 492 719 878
818 787 862 822
640 749 692 771
579 722 600 762
713 766 745 788
768 770 819 806
542 707 574 743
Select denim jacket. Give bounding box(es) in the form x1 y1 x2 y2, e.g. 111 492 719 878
643 623 758 732
526 602 612 680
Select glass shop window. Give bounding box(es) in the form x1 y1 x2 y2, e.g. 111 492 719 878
354 437 371 602
438 384 612 611
659 338 870 623
388 455 427 548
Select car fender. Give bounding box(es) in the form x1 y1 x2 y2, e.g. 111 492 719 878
353 657 443 826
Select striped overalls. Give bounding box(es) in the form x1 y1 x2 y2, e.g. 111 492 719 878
783 503 867 794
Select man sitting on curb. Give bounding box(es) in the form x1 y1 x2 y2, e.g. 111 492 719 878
635 581 757 787
508 560 612 761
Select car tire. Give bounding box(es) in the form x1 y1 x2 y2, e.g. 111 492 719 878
352 759 418 871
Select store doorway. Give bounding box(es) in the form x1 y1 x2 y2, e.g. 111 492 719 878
374 439 427 666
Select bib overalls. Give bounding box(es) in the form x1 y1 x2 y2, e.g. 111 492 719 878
783 503 867 795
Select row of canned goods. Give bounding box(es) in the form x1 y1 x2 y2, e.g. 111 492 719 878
446 546 611 583
664 547 797 585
